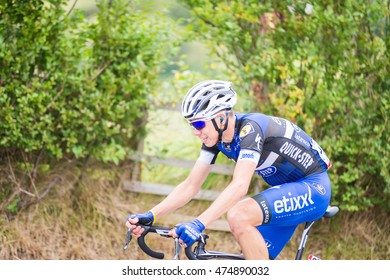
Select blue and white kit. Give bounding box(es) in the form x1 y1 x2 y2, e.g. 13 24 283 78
198 113 332 259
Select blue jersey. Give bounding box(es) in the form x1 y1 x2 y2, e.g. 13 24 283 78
198 113 331 186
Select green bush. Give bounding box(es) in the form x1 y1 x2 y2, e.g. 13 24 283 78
179 0 389 211
0 0 179 163
0 0 180 214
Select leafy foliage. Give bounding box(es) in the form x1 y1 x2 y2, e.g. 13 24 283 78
179 0 390 211
0 0 180 213
0 0 178 162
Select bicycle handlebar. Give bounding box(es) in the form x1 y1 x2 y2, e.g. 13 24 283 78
124 205 339 260
124 225 174 259
124 223 204 260
185 247 199 260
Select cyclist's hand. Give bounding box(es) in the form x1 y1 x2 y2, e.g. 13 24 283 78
125 211 155 238
175 219 205 247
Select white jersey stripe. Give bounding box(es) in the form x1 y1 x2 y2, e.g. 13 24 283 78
254 121 294 170
198 150 216 164
284 120 294 139
257 151 279 170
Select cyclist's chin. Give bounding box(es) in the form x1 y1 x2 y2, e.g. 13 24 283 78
202 138 217 147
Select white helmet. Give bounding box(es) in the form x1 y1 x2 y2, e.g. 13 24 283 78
181 80 237 121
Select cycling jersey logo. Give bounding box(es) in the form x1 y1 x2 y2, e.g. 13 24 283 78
223 142 231 152
259 200 271 224
312 183 326 195
239 123 255 138
311 139 332 169
183 225 201 239
279 142 314 169
272 117 282 125
258 166 277 178
264 239 274 250
274 186 314 214
291 123 301 132
294 133 310 148
239 152 255 160
255 133 262 150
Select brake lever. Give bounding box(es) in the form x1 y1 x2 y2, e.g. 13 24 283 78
123 228 132 250
155 228 181 259
155 228 171 237
173 238 182 260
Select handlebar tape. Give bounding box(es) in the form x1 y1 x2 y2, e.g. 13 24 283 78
185 246 198 260
137 226 165 259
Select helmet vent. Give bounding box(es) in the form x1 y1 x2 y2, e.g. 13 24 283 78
200 100 210 111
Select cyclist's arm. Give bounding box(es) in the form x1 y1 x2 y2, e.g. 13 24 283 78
196 159 257 227
150 159 212 219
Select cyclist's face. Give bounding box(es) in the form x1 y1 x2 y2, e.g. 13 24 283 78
192 117 219 147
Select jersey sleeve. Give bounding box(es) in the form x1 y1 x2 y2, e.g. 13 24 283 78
197 144 220 164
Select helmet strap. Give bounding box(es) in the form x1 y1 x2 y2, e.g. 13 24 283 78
212 112 229 145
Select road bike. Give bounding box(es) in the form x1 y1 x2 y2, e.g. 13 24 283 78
124 205 339 260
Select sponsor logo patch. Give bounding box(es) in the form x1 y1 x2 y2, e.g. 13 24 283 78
311 139 332 169
312 183 326 195
279 142 314 169
264 239 274 250
258 166 277 178
255 133 262 150
294 133 310 147
291 123 302 132
260 200 271 224
272 117 282 125
239 123 255 138
274 187 315 214
239 152 255 160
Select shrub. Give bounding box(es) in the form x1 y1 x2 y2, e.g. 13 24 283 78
0 0 180 212
179 0 389 211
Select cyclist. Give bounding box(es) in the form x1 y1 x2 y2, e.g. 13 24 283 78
126 80 332 260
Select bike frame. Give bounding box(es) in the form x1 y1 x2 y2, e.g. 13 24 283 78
295 205 339 260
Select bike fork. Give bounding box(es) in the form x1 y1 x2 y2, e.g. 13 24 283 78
295 221 315 260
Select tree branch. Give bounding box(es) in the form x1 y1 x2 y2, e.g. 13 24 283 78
66 0 79 17
30 146 45 189
20 175 61 210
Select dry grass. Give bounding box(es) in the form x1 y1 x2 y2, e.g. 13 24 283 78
280 208 390 260
0 163 389 260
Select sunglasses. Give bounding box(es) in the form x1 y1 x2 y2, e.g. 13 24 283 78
190 120 207 130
